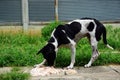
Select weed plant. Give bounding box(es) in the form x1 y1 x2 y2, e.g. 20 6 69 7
0 67 29 80
0 22 120 67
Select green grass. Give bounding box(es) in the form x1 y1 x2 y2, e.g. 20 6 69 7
41 21 62 40
0 22 120 67
0 67 30 80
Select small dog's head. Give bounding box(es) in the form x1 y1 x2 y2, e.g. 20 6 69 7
37 43 56 66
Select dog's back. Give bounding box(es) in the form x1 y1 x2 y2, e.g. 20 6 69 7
53 18 100 44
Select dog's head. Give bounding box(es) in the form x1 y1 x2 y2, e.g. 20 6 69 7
37 43 56 66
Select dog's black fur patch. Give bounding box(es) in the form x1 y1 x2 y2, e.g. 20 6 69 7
87 22 94 31
48 37 55 43
66 22 81 39
94 19 107 44
53 25 70 46
81 17 107 43
52 22 81 46
37 43 56 66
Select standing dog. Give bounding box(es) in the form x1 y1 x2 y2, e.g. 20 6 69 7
35 18 113 69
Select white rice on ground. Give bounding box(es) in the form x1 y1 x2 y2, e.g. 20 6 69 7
30 66 77 76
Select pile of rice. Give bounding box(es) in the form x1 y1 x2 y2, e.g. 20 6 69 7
30 66 77 76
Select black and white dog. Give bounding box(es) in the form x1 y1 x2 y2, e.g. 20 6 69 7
35 18 113 69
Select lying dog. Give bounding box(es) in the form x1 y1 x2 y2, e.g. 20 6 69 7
35 18 113 69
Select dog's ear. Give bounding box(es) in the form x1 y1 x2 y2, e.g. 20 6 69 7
36 43 55 55
36 44 49 55
36 47 45 55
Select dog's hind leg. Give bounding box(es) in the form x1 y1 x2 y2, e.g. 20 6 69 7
84 37 100 68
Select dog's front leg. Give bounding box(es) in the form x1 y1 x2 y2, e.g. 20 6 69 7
34 59 46 68
67 43 76 69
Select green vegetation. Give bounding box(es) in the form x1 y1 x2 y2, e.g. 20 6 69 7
0 22 120 67
41 21 62 40
0 67 30 80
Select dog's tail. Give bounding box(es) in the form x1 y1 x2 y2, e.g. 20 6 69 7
102 27 114 50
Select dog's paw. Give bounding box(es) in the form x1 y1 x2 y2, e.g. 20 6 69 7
34 64 44 68
84 64 91 68
67 65 74 69
34 64 39 68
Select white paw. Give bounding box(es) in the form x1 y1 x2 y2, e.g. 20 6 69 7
34 64 44 68
84 64 91 68
67 65 74 69
34 64 39 68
